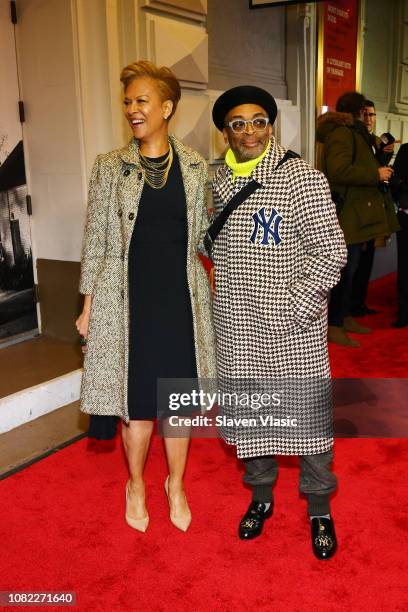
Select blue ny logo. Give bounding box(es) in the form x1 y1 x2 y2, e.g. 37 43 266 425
250 207 282 246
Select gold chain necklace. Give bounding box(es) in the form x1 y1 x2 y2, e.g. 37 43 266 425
139 144 173 189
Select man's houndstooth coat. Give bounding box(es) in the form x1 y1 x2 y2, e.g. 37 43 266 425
79 136 217 422
211 137 347 458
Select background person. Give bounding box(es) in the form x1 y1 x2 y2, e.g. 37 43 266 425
351 99 397 317
316 91 399 347
391 143 408 328
76 60 216 533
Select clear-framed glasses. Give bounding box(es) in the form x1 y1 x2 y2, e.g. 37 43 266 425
227 117 270 133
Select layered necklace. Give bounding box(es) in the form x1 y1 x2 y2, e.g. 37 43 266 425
139 143 173 189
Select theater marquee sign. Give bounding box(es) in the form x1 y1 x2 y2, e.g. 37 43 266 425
317 0 361 111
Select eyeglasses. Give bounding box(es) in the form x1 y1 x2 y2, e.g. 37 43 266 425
364 112 376 117
227 117 270 133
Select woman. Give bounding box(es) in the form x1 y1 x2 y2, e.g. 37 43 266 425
76 61 216 533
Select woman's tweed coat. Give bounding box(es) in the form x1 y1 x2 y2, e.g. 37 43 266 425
211 137 347 458
79 135 217 422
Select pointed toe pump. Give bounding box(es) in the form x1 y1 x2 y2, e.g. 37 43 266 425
164 476 192 532
125 481 149 533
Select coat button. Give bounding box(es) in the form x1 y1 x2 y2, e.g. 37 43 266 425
367 201 372 207
120 252 125 261
118 209 122 217
137 172 143 180
123 169 130 176
128 212 135 220
121 289 124 298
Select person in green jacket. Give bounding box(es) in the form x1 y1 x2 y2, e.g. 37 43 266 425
350 99 398 317
316 91 399 347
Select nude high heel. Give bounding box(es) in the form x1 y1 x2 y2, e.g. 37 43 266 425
164 475 192 532
125 480 149 533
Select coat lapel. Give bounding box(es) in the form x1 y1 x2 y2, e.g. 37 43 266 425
118 140 144 250
213 166 235 202
251 137 286 186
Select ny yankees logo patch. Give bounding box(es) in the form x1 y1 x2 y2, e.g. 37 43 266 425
250 207 282 246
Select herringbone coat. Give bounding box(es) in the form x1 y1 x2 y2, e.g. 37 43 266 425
211 138 347 457
79 136 217 421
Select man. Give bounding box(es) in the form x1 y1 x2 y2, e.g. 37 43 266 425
391 143 408 328
316 92 399 347
351 100 396 317
209 86 347 559
363 100 396 163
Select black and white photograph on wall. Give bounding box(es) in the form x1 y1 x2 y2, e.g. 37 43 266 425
0 138 38 342
0 1 38 344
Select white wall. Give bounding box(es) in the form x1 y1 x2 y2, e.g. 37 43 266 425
208 0 287 99
0 1 22 163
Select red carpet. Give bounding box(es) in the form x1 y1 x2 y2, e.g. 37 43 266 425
329 272 408 377
1 273 407 611
1 436 407 611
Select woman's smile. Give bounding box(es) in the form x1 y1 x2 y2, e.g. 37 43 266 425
129 117 146 132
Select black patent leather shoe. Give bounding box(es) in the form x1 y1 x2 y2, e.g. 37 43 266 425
238 501 273 540
311 516 337 560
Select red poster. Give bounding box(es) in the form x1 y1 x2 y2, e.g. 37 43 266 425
322 0 359 111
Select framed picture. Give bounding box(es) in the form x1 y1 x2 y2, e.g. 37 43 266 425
249 0 321 8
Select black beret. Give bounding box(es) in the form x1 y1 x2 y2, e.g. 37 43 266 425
212 85 278 131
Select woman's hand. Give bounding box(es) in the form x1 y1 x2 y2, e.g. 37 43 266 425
76 295 92 353
76 310 90 337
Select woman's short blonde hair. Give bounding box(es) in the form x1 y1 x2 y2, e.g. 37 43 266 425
120 60 181 120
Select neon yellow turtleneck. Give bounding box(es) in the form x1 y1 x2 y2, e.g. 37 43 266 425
225 140 271 180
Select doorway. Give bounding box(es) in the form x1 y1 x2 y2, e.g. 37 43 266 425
0 1 38 344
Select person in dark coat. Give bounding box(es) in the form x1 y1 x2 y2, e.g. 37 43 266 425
316 92 399 347
351 99 396 317
391 143 408 327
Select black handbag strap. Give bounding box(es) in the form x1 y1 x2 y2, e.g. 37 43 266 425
206 180 261 247
204 149 299 254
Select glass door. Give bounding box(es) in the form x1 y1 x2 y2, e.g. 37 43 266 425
0 2 38 344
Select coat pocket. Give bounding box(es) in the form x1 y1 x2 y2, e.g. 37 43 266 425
262 286 299 336
350 197 384 229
